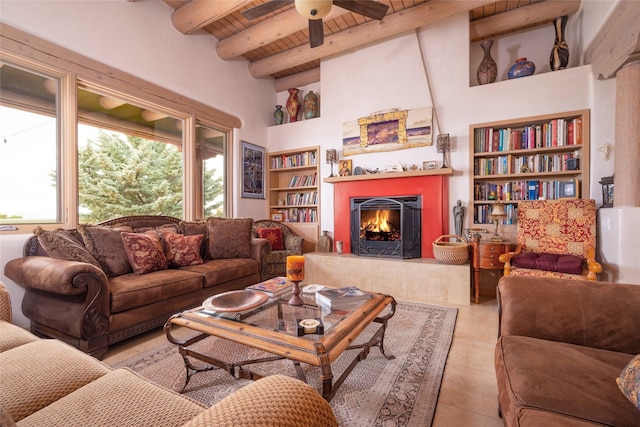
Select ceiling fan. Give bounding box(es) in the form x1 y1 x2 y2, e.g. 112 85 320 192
242 0 389 48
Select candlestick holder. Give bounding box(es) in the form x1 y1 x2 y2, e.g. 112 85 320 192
288 280 304 306
286 255 305 306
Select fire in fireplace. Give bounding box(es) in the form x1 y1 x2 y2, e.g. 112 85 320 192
350 196 421 259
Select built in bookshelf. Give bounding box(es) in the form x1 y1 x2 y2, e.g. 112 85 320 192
267 146 320 251
469 109 590 226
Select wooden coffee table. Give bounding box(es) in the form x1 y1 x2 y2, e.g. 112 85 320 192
164 291 396 401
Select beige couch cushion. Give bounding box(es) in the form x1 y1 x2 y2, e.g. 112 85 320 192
18 369 205 427
0 321 39 353
0 340 110 421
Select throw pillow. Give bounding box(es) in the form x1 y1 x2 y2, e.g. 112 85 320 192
257 227 285 250
34 227 101 269
78 224 134 277
512 252 583 275
206 217 253 259
163 231 204 267
121 232 168 275
179 221 208 259
617 354 640 412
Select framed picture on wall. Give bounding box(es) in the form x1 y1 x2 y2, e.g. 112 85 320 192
241 141 265 199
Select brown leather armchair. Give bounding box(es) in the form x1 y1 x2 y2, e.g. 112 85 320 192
252 220 303 280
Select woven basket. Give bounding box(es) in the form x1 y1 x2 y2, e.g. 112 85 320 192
432 235 469 264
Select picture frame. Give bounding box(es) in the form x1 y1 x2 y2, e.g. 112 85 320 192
559 179 579 199
423 160 437 170
241 141 265 199
271 213 283 221
338 159 352 176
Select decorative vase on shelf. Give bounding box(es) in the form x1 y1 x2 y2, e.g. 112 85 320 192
550 15 569 71
477 39 497 85
273 105 284 125
285 88 300 123
303 91 318 119
507 58 535 79
316 230 332 252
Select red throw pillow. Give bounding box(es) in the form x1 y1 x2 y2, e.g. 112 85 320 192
257 227 285 250
163 231 204 267
121 232 167 275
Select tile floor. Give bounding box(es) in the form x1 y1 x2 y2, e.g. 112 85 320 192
103 295 502 426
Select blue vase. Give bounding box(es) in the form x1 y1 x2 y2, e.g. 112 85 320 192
507 58 535 79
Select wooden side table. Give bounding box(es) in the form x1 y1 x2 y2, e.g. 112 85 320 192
471 238 509 304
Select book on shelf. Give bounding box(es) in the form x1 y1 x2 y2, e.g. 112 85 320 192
246 277 293 297
315 286 372 309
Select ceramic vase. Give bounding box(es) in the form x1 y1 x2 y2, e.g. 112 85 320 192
273 105 284 125
316 230 332 252
550 15 569 71
477 39 497 85
285 88 300 123
303 91 318 119
507 58 535 79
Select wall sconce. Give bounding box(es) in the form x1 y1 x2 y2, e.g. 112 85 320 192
326 149 337 177
490 203 507 242
436 134 450 169
599 175 614 208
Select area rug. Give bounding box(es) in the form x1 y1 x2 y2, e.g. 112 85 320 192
111 301 457 427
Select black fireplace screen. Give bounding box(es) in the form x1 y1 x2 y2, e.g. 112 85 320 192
350 196 421 259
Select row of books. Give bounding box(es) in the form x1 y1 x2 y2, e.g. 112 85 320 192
246 277 293 297
288 173 317 188
283 191 318 206
474 117 583 153
474 152 579 176
271 151 317 169
473 203 517 225
474 179 581 203
272 208 317 223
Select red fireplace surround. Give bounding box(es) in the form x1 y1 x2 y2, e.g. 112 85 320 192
333 175 449 258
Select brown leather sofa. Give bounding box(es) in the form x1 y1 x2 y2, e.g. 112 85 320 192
4 216 269 359
495 276 640 426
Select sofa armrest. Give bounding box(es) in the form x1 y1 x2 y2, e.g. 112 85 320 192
285 234 304 254
250 238 269 273
0 281 11 323
181 375 337 427
497 275 640 354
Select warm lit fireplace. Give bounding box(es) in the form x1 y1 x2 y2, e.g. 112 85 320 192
350 196 421 259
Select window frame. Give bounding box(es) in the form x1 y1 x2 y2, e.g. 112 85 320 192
0 23 239 232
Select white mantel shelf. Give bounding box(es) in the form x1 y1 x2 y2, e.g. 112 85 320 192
323 168 453 183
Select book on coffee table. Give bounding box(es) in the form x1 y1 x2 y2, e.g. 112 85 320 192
315 286 372 309
246 277 294 297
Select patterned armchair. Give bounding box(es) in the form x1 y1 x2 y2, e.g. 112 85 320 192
251 220 304 280
499 199 602 281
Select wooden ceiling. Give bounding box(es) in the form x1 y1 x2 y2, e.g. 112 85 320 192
159 0 580 90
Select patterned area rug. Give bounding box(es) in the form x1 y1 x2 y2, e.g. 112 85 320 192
112 301 457 427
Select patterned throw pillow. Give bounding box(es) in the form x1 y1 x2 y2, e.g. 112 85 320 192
257 227 285 250
179 221 208 259
120 232 168 275
617 354 640 411
163 231 204 267
78 224 134 277
34 227 101 269
206 217 253 259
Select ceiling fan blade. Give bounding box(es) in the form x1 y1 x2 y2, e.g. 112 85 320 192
309 19 324 48
242 0 294 20
334 0 389 20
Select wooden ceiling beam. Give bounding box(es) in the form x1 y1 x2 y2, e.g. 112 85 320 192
470 0 581 42
274 67 320 92
217 7 349 60
249 0 496 79
171 0 255 35
585 0 640 80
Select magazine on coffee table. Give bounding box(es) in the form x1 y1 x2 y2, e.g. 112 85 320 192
246 276 294 297
315 286 372 309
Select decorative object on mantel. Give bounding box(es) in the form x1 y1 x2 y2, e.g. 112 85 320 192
316 230 332 252
477 39 497 85
342 107 433 156
353 166 365 175
599 175 614 208
423 161 437 170
303 91 318 119
489 203 508 242
432 235 469 265
326 149 337 177
436 134 450 169
273 105 284 125
453 200 466 240
550 15 570 71
383 161 405 173
285 88 300 122
507 58 535 79
339 159 352 176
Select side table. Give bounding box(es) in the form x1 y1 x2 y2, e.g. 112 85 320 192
470 237 509 304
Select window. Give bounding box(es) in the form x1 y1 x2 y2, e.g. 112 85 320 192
0 26 238 229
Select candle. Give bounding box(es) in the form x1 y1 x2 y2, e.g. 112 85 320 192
286 255 305 281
